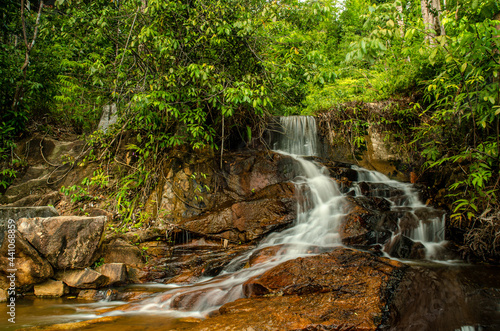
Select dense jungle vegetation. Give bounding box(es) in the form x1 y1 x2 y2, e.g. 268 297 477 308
1 0 499 261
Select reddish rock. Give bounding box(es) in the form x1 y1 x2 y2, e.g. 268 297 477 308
180 185 296 243
191 248 405 331
247 245 285 267
223 152 297 197
339 197 396 247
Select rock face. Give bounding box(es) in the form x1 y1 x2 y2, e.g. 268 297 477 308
191 248 405 331
17 216 106 269
180 183 296 243
155 151 298 241
0 231 53 288
0 134 90 207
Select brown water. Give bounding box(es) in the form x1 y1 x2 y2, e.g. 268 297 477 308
1 263 498 331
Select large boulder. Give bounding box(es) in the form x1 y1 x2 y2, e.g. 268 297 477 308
96 263 127 286
191 248 405 331
0 206 58 246
180 189 296 243
100 238 145 267
17 216 106 269
0 231 53 289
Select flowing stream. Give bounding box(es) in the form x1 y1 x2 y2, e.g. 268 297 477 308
2 116 498 330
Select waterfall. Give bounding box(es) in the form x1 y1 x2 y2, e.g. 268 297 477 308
274 116 318 156
111 116 447 317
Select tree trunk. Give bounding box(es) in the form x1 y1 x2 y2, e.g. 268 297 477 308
421 0 445 43
12 0 44 112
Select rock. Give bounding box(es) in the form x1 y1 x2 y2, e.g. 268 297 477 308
193 248 405 331
247 244 326 268
96 263 127 286
140 241 252 284
0 231 53 288
34 280 68 297
243 247 403 297
0 289 7 302
0 206 58 246
85 208 113 221
97 103 118 132
180 183 296 243
223 152 296 197
231 198 296 242
56 269 108 289
247 245 285 267
385 235 426 260
17 216 106 269
78 289 118 301
100 238 145 267
339 197 395 247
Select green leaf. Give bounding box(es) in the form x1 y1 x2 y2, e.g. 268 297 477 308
460 62 467 73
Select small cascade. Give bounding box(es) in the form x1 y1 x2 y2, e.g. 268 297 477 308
352 166 446 259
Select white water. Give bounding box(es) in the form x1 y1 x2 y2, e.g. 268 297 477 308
353 166 447 259
109 116 446 317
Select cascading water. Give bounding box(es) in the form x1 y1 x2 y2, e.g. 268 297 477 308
352 166 447 259
109 116 447 317
114 116 346 317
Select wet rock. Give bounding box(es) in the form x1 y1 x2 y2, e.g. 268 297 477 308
247 244 326 268
243 247 403 297
247 245 285 267
325 166 358 181
385 235 426 260
180 186 296 243
192 248 405 331
34 279 69 297
17 216 106 269
0 231 53 288
100 238 145 267
96 263 128 286
231 198 296 242
340 197 395 247
78 288 119 301
56 269 108 289
141 241 252 284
